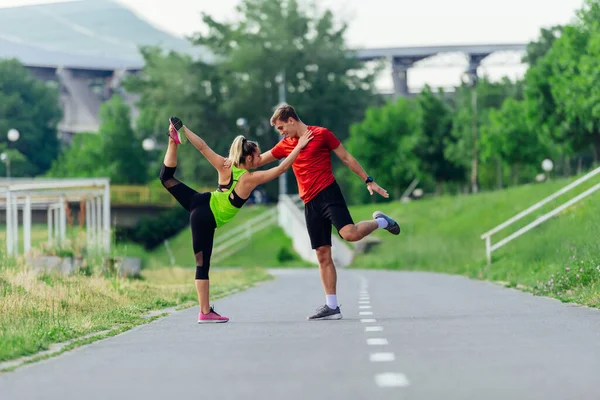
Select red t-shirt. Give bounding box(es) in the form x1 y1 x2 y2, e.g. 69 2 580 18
271 125 340 203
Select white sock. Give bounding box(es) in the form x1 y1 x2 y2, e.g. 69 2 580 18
326 294 338 309
376 217 388 229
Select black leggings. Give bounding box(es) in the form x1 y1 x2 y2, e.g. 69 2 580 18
159 164 216 272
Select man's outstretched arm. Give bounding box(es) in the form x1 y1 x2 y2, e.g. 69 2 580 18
333 143 389 198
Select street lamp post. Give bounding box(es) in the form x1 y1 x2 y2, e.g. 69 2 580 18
0 153 9 179
275 70 287 198
2 128 20 179
462 66 479 194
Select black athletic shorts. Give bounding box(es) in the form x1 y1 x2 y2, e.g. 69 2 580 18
304 181 354 249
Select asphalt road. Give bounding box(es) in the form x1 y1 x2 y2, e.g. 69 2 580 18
2 268 600 400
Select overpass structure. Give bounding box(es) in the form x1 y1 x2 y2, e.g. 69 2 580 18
354 43 527 97
2 41 527 138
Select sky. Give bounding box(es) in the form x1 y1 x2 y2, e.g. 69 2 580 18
0 0 587 91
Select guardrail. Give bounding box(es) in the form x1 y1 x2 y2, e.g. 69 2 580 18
481 166 600 265
110 185 211 206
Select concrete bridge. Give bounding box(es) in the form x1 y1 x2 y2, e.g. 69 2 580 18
354 43 527 97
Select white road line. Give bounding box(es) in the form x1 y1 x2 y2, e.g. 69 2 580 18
367 338 388 345
365 326 383 332
360 318 376 323
359 311 373 316
359 300 370 304
375 373 410 388
359 305 372 309
370 352 395 362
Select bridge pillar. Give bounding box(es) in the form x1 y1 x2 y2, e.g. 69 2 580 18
465 53 490 83
391 57 412 98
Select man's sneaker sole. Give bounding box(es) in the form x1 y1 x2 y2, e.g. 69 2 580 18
307 313 343 321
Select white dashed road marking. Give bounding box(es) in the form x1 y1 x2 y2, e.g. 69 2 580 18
356 274 409 392
370 352 395 362
367 338 389 346
375 373 410 388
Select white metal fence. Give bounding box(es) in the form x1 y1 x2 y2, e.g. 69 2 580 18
0 178 111 257
480 166 600 264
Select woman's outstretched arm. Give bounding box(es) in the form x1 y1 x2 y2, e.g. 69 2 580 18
181 125 227 173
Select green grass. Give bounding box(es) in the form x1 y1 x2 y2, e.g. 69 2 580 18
215 225 314 268
347 173 600 307
0 258 271 364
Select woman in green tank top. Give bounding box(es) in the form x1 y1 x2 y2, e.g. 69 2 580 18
160 117 313 323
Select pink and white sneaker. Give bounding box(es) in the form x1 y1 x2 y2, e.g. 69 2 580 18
168 116 184 145
198 306 229 324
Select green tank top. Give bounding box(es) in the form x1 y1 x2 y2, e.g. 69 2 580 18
209 165 248 228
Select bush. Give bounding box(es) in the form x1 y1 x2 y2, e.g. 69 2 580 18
276 246 296 263
116 207 189 250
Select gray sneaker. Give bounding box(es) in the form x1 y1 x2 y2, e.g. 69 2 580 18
373 210 401 235
307 305 343 320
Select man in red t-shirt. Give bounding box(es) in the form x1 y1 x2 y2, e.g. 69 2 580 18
260 104 401 321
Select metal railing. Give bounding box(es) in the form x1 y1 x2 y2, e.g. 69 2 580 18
110 185 211 207
210 207 279 264
481 166 600 265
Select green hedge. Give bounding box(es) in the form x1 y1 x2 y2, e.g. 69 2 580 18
116 207 189 250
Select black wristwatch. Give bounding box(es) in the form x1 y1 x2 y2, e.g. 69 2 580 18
365 176 373 184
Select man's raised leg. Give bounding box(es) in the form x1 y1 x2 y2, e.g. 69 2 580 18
338 212 400 243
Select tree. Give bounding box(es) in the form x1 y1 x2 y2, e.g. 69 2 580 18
413 86 465 194
343 98 419 203
0 59 62 176
193 0 380 142
446 77 522 192
523 25 563 66
99 95 148 184
126 0 381 197
481 98 549 185
47 96 147 184
124 47 223 185
46 133 110 178
524 0 600 165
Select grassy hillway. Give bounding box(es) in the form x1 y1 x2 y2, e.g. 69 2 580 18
348 173 600 307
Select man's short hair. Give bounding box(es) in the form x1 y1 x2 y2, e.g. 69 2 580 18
270 103 300 126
